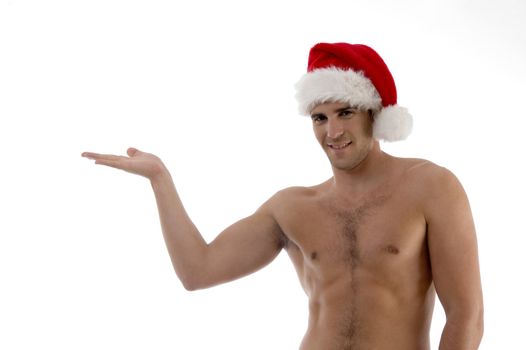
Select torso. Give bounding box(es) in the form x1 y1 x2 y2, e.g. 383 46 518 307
272 157 437 350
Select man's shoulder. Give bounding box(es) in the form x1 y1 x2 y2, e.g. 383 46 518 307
272 184 322 203
394 157 463 198
394 156 454 180
262 183 327 211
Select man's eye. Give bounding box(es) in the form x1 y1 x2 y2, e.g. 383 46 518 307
339 109 355 117
311 115 326 123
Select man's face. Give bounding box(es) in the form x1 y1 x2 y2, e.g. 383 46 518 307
310 101 375 171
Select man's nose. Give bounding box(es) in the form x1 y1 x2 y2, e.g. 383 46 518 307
327 119 344 139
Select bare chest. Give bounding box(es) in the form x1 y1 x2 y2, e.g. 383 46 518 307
280 189 428 286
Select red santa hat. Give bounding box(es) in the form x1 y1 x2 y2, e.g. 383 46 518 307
294 42 413 142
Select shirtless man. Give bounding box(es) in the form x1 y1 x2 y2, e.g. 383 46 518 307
82 43 484 349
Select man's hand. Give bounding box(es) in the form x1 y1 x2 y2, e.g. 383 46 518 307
81 147 167 181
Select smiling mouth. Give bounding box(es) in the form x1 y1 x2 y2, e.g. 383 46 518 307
328 141 352 150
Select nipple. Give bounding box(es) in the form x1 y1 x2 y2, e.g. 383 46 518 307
385 245 399 254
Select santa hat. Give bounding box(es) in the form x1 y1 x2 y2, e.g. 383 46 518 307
294 43 413 142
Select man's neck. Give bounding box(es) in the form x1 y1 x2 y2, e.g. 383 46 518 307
330 142 393 196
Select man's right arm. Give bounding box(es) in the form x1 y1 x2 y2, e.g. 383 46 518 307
82 148 286 291
151 169 285 291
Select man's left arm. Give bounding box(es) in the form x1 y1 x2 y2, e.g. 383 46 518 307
425 167 484 350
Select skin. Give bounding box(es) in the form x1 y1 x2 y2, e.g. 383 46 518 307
82 101 483 349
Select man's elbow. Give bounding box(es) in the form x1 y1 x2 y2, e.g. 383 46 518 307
467 306 484 342
180 271 215 291
182 280 199 291
176 256 210 291
475 306 484 340
180 275 207 291
446 304 484 342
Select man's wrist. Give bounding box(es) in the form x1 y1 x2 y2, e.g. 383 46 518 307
149 165 172 187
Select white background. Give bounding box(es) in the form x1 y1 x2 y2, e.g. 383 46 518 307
1 0 525 348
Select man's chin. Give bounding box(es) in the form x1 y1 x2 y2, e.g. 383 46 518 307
329 159 359 172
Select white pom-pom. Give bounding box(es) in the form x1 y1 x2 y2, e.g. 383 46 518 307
373 105 413 142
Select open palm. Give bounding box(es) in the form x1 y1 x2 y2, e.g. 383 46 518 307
81 147 167 180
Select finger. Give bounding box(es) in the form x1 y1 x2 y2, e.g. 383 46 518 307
94 158 126 170
127 147 140 157
81 152 96 158
82 152 123 161
82 152 103 159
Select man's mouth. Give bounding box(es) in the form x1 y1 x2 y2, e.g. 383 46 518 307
328 141 352 150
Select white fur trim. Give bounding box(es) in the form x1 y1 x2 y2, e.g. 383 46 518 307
373 105 413 142
294 67 382 115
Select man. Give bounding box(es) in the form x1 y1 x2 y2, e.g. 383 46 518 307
82 42 483 349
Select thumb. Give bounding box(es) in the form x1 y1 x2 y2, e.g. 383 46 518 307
127 147 140 157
